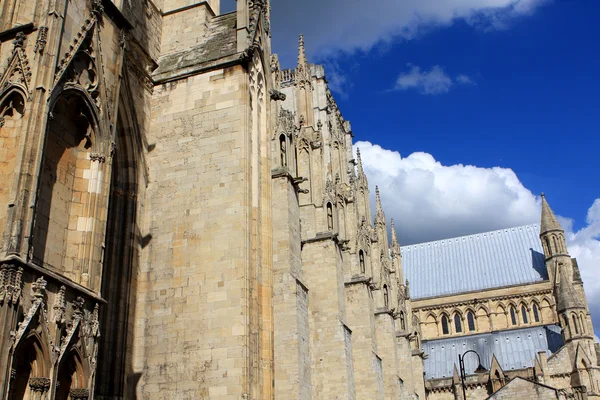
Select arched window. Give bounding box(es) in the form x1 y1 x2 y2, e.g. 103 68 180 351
572 314 579 334
579 314 586 333
400 312 406 330
359 250 365 274
454 314 462 333
546 237 552 256
441 315 449 335
510 307 518 325
467 311 476 331
533 303 540 323
521 305 529 324
553 236 558 254
326 203 334 230
383 285 389 308
279 134 287 167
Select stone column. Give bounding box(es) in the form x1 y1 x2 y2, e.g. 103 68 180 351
0 263 23 397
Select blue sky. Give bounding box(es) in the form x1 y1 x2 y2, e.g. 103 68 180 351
223 0 600 334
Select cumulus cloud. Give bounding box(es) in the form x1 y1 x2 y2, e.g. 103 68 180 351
394 65 474 95
270 0 549 66
354 140 600 334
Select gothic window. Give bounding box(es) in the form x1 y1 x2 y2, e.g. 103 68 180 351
510 307 518 326
359 250 365 274
546 237 552 256
521 305 529 324
579 313 586 333
32 93 102 287
454 314 462 333
533 303 540 322
573 314 580 334
400 311 406 330
279 134 287 167
326 202 334 230
467 311 476 331
383 284 389 308
441 315 449 335
553 236 558 254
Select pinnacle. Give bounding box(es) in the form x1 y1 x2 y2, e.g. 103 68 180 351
540 193 563 234
391 219 399 245
298 34 307 68
356 148 364 175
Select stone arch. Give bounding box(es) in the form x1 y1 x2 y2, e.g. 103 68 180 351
453 311 463 333
8 328 52 399
278 133 287 167
465 308 476 332
31 87 110 290
424 312 437 338
326 201 334 231
440 312 451 335
520 301 530 324
541 298 554 323
493 303 508 329
56 346 89 400
531 300 541 323
476 306 491 332
579 312 587 334
0 86 27 239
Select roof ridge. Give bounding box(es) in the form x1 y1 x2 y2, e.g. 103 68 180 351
401 224 540 249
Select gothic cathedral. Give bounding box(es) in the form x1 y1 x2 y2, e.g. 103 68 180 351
0 0 597 399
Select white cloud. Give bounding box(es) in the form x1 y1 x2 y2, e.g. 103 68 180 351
355 141 600 334
394 65 474 95
456 74 476 85
271 0 549 66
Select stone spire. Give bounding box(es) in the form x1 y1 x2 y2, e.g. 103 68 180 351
391 219 399 246
374 186 385 225
298 34 308 69
540 193 563 235
356 148 364 177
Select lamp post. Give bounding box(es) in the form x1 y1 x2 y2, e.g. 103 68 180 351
458 350 487 400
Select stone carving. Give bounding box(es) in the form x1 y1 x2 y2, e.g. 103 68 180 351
269 88 286 101
31 277 47 299
53 286 66 324
29 377 51 392
70 388 90 400
0 263 23 305
34 27 49 54
0 32 32 94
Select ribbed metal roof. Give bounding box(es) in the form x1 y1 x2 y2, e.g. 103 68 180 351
422 325 563 379
402 224 548 300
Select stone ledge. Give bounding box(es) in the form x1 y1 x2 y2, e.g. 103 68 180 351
0 255 106 303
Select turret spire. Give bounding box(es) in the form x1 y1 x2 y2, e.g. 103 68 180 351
298 34 308 69
540 193 563 234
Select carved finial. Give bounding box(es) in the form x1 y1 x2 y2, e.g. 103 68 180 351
13 32 26 50
73 296 85 318
31 277 47 299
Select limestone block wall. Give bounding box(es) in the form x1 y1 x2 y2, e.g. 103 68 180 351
302 239 355 399
135 65 262 398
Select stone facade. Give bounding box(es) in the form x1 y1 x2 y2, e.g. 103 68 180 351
0 0 597 399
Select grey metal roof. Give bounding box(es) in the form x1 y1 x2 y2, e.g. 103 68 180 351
422 325 563 379
402 224 547 300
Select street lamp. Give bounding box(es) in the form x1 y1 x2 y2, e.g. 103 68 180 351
458 350 487 399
